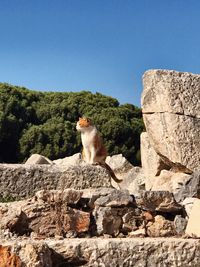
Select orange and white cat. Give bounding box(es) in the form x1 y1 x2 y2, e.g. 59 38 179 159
76 117 122 183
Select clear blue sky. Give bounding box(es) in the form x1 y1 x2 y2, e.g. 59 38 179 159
0 0 200 107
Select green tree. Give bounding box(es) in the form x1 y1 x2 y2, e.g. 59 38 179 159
0 83 144 165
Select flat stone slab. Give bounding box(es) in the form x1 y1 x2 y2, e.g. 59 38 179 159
2 238 200 267
0 164 111 199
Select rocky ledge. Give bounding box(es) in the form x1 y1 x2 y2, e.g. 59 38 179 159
2 238 200 267
0 187 200 266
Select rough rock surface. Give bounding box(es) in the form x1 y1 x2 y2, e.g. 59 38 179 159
53 153 83 170
135 191 181 212
144 170 200 205
105 154 146 194
0 163 111 198
0 153 146 198
147 215 175 237
149 170 191 192
118 166 146 195
25 154 53 165
142 69 200 172
0 164 61 199
17 243 52 267
141 132 167 179
142 69 200 116
173 170 200 203
174 215 187 235
0 245 22 267
93 207 123 236
0 188 185 239
182 197 197 217
106 154 133 174
93 189 133 207
186 199 200 237
0 189 90 238
2 238 200 267
57 164 111 190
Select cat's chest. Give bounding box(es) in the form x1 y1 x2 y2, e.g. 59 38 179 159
81 131 96 148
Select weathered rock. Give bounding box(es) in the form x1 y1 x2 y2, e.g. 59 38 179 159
0 164 61 199
128 228 146 237
53 153 83 169
0 245 22 267
149 170 191 193
105 154 146 194
47 238 200 266
25 203 90 237
94 189 133 207
173 170 200 203
93 207 123 236
25 154 53 165
0 190 90 238
146 170 200 204
0 200 26 233
142 211 154 222
81 188 116 208
122 209 142 233
186 199 200 237
142 69 200 172
147 215 175 237
141 132 167 180
182 197 197 217
106 154 133 174
17 243 52 267
0 163 112 199
135 191 182 212
34 189 83 205
142 69 200 117
82 187 115 200
174 215 187 235
119 167 146 195
57 164 111 190
2 238 200 266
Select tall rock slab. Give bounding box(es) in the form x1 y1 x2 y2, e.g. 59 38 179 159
142 69 200 172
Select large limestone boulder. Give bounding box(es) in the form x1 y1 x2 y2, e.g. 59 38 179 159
142 69 200 172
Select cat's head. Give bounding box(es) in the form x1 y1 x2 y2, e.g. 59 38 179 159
76 117 93 131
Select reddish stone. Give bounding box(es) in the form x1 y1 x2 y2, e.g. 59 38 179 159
0 245 21 267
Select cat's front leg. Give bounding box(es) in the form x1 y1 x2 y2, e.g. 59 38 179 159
90 146 96 164
84 148 91 164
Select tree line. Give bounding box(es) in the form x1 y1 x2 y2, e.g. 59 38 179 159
0 83 144 165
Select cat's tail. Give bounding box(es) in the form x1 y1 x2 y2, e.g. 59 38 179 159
99 162 123 183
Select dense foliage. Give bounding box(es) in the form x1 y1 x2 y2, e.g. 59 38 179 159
0 83 144 165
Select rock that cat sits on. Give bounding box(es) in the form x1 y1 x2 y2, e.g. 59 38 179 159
76 117 122 183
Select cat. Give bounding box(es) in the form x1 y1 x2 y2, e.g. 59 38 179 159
76 117 122 183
